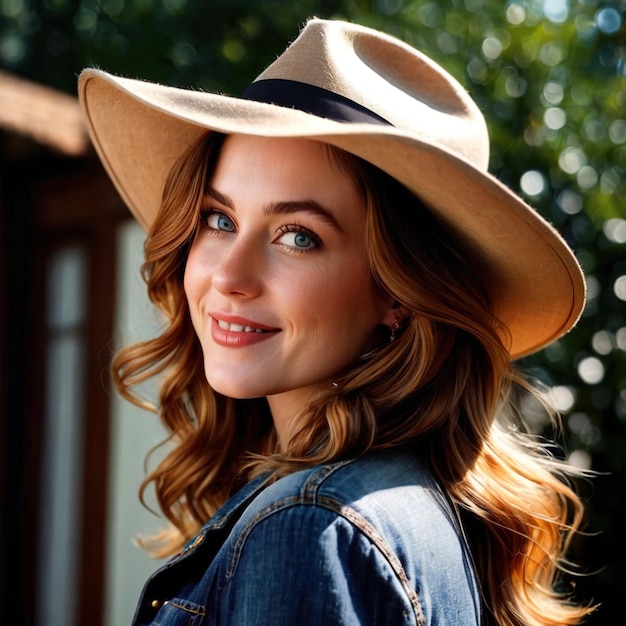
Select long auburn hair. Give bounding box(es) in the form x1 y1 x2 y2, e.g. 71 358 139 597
113 131 594 626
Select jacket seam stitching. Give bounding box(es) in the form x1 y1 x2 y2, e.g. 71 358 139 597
227 496 426 625
318 495 426 626
168 599 207 616
301 458 355 501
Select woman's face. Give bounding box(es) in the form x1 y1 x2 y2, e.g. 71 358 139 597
184 134 393 429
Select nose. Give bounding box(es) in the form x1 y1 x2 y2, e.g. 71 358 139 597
211 234 263 298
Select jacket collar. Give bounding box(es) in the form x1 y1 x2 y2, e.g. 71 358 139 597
173 471 272 560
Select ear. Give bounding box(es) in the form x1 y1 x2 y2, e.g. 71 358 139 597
380 306 400 331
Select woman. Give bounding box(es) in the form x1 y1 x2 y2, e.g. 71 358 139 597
78 18 593 626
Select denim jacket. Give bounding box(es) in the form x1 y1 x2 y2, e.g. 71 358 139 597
132 448 482 625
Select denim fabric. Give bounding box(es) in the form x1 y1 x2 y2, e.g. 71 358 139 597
132 448 481 625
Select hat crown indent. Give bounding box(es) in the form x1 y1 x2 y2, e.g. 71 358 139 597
254 18 490 169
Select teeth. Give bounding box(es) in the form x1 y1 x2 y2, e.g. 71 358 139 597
218 320 265 333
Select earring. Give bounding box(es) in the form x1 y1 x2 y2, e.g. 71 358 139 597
389 314 401 343
359 315 403 361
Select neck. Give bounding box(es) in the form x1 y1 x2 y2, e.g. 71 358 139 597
267 386 318 452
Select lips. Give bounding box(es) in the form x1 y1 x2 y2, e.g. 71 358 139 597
210 313 280 347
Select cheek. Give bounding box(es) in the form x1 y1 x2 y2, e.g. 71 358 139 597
287 265 382 335
183 246 207 301
182 262 195 307
183 255 209 332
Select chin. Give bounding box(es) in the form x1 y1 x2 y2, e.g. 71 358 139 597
204 373 266 400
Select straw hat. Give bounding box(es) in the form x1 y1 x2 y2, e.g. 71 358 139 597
77 17 585 359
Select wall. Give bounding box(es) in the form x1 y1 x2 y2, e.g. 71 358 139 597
104 220 168 626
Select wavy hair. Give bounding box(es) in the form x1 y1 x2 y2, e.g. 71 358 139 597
113 132 593 625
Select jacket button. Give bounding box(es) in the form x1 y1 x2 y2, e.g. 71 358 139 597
150 600 163 609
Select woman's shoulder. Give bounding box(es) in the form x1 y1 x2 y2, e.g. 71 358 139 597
241 447 458 542
227 448 481 625
257 447 439 501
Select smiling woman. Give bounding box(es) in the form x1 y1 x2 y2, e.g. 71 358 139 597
79 17 594 626
184 135 392 443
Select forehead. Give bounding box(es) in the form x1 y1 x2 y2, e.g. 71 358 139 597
210 135 364 208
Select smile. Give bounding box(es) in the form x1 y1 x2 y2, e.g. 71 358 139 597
217 320 267 333
210 315 279 348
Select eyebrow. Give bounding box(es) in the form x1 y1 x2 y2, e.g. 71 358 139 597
206 186 233 208
205 186 344 232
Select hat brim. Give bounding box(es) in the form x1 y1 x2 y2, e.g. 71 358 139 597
78 68 585 359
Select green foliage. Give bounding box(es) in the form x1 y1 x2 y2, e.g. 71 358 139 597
2 0 624 620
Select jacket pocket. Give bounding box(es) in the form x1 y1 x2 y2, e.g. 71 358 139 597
152 598 206 626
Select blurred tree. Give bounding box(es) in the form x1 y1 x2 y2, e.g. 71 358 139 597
2 0 624 622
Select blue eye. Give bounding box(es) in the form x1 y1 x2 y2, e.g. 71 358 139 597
206 211 235 232
276 226 321 251
293 233 313 248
